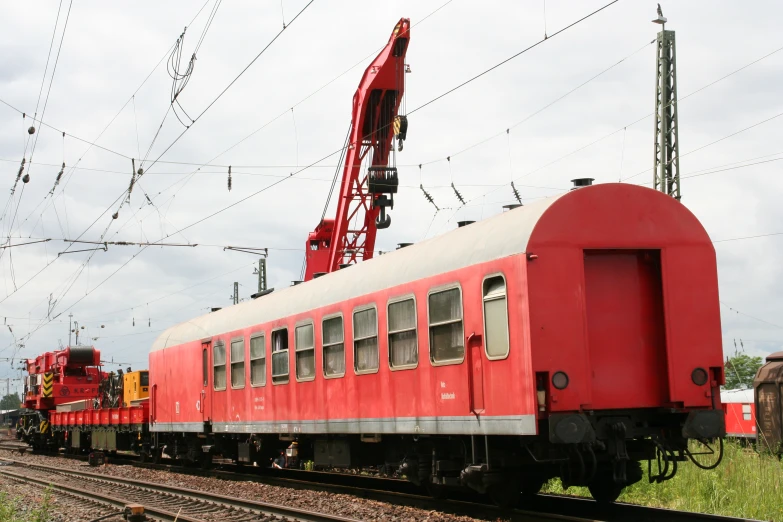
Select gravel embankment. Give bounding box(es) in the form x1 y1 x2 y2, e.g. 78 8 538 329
0 473 123 521
3 454 504 522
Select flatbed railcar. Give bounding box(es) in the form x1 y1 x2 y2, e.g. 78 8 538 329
149 181 727 504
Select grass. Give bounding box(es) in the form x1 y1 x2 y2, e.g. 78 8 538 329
0 489 53 522
541 441 783 521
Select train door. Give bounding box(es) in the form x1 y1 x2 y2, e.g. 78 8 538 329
201 341 211 422
467 333 485 414
469 275 511 415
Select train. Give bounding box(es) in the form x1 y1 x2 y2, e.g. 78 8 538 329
19 180 730 506
717 352 783 456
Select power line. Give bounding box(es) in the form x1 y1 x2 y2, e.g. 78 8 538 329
139 0 316 175
713 231 783 244
0 2 223 305
0 98 132 162
720 301 783 330
409 0 620 116
419 39 654 168
125 0 456 216
622 110 783 182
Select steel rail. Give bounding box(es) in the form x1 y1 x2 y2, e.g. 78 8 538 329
0 459 362 522
135 460 762 522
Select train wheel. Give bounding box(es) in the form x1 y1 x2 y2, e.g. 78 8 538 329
425 483 448 500
587 480 623 503
520 476 547 500
489 479 521 508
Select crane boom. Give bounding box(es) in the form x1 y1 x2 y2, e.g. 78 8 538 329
304 18 410 281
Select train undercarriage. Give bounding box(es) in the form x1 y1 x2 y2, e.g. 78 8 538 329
145 407 724 506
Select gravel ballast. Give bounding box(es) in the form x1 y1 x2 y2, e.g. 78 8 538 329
2 454 507 522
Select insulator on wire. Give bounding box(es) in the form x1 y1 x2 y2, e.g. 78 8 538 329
112 211 119 220
451 182 466 205
49 162 65 195
28 126 35 135
22 173 30 183
12 158 26 194
511 181 522 204
127 159 137 203
227 166 232 192
420 184 439 211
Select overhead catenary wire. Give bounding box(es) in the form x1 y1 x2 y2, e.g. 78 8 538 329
408 0 620 117
130 0 456 219
138 0 316 176
0 2 223 307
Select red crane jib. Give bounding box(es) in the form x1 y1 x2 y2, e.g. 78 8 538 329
304 18 410 281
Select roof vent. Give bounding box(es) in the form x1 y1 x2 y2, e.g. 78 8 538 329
457 220 475 228
570 178 594 190
502 203 522 211
397 242 412 249
250 288 274 299
313 272 326 279
766 351 783 362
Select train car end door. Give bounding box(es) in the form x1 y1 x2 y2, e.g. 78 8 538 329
201 341 211 422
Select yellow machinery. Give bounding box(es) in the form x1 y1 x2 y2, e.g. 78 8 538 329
123 370 149 407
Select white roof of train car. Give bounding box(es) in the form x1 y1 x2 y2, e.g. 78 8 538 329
152 193 561 352
720 388 754 403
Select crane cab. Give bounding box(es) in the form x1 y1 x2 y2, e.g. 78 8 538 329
123 371 149 406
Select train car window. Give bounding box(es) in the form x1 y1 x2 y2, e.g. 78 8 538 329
353 307 379 373
483 275 510 359
428 287 465 364
742 404 752 421
271 328 289 384
322 316 345 377
230 338 245 389
388 298 418 369
213 341 227 391
250 334 266 386
295 323 316 381
140 371 149 387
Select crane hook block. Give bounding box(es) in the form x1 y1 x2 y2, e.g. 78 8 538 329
367 167 399 195
394 115 408 152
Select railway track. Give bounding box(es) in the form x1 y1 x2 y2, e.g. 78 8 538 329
2 451 763 522
134 460 763 522
0 459 364 522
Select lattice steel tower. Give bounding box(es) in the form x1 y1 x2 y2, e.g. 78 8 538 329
652 5 680 200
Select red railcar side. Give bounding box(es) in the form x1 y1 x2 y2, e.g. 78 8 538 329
150 183 725 504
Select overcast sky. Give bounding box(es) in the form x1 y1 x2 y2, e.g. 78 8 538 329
1 0 781 394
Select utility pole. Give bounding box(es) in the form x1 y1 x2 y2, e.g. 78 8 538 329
256 258 267 293
233 282 239 305
652 4 681 200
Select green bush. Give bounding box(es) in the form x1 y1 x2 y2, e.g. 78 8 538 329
0 488 53 522
541 441 783 521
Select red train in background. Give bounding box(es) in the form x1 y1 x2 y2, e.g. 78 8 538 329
720 389 756 439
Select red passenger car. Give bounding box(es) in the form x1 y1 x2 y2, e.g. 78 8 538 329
150 181 726 504
720 389 755 439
